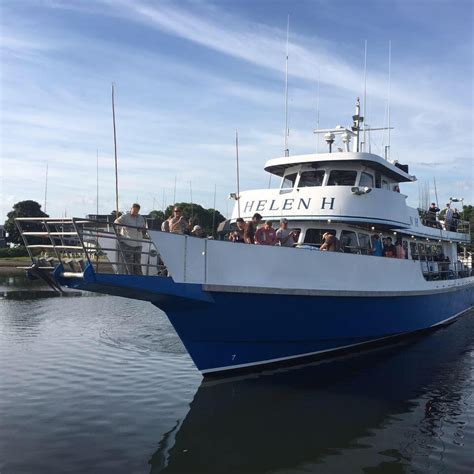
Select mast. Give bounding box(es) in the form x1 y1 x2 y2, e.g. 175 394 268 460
212 183 217 238
173 175 177 204
362 40 368 152
111 83 119 217
316 68 320 152
44 162 48 213
235 130 241 218
96 149 99 216
386 40 392 160
284 15 290 157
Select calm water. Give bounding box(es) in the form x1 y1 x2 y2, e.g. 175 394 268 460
0 275 473 474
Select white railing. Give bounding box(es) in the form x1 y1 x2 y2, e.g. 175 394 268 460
15 217 167 277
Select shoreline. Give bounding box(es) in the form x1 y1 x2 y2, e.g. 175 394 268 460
0 259 30 275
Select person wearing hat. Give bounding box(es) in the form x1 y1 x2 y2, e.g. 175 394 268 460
255 220 277 245
276 218 297 247
191 225 206 238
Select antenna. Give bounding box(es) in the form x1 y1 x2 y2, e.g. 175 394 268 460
284 14 290 157
44 162 48 212
362 40 368 152
111 83 119 216
316 68 320 152
433 177 439 207
387 40 392 160
96 149 99 216
235 130 241 218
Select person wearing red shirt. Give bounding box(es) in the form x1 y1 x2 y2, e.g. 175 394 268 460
255 220 277 246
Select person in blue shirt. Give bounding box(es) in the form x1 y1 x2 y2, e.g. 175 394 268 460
371 234 383 256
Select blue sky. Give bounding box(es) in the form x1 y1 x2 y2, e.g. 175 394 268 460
1 0 472 220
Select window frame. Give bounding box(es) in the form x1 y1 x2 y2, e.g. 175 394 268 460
327 170 358 186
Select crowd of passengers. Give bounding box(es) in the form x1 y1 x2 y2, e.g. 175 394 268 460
159 207 456 262
425 202 462 231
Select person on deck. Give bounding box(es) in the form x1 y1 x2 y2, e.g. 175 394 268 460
230 218 246 243
191 225 206 238
382 237 397 258
276 218 298 247
320 232 339 252
255 220 277 246
370 234 383 257
452 208 461 228
114 203 147 275
244 213 262 244
395 238 406 259
426 203 440 228
444 203 454 231
167 207 189 234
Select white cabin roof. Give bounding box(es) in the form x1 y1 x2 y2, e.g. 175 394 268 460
264 152 416 183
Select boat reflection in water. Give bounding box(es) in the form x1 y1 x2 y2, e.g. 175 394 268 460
149 312 473 473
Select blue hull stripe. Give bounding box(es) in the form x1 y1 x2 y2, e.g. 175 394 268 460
161 288 473 373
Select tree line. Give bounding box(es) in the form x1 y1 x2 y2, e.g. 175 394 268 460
3 200 226 246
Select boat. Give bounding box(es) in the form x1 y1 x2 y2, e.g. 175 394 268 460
15 99 473 376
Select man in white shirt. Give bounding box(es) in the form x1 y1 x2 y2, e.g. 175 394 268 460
114 203 147 275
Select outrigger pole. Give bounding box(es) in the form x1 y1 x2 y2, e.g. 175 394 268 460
111 83 119 217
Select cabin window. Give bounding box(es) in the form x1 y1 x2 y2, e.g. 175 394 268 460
359 172 374 187
410 242 418 260
298 170 325 187
418 243 426 261
402 240 409 259
304 228 336 246
327 170 357 186
381 179 390 190
340 230 359 254
357 233 371 255
281 173 297 189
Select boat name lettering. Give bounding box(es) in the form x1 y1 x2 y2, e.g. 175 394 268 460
242 197 316 214
321 197 335 210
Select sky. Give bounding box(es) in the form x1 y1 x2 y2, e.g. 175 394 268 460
0 0 472 220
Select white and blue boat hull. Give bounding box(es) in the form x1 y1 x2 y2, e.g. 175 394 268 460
56 265 473 375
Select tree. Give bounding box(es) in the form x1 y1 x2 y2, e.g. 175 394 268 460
4 200 49 245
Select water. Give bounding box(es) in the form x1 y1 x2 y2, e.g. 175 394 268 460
0 274 473 473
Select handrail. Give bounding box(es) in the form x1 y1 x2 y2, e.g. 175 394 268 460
14 217 167 277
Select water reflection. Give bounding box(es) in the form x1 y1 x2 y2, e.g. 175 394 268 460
150 313 474 473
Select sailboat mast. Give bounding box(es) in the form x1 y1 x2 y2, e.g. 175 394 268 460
235 130 241 218
284 15 290 157
44 162 48 213
111 83 119 217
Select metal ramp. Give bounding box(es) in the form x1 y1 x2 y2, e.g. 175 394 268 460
15 217 166 290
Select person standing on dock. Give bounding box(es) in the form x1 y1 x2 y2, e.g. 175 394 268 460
114 203 146 275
